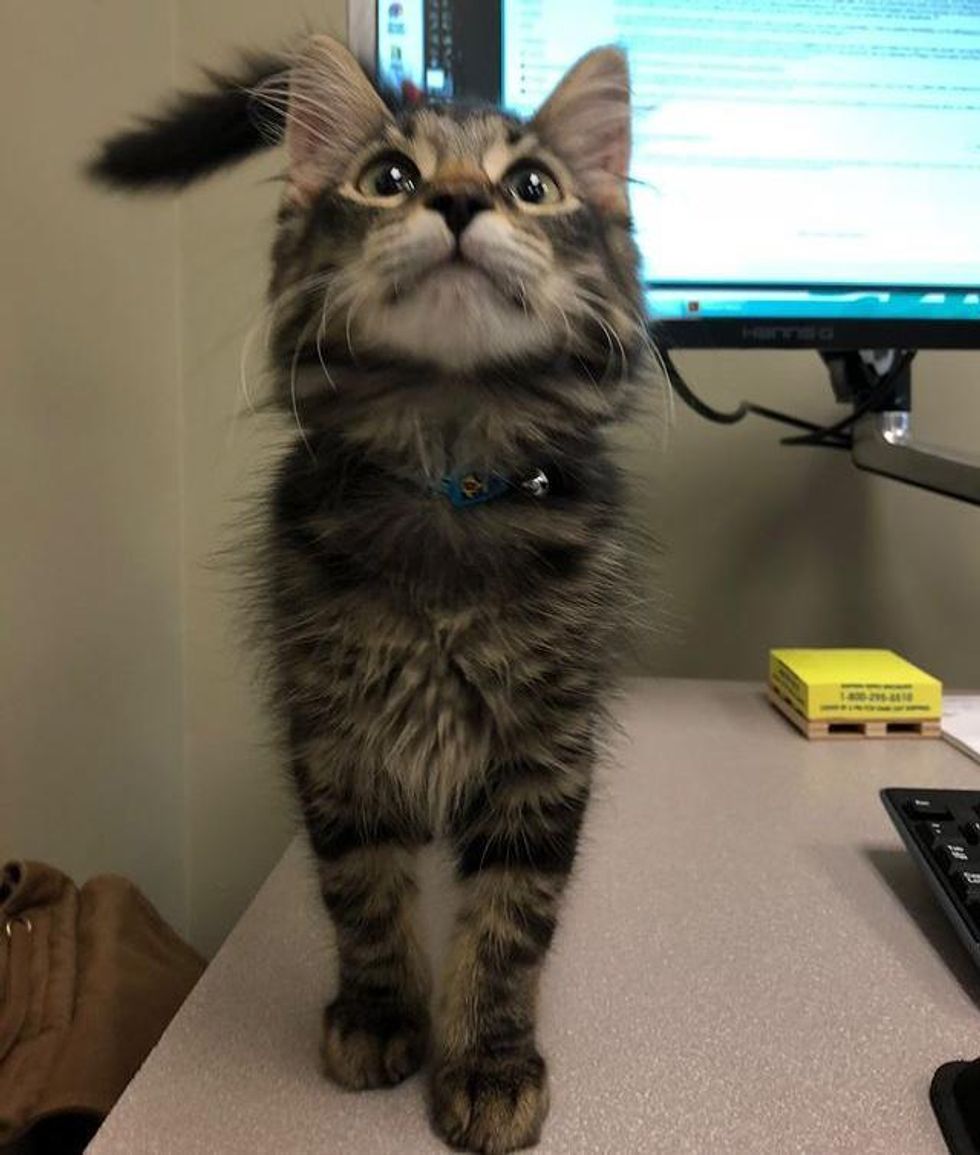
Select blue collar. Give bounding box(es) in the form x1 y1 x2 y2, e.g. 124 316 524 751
440 469 550 509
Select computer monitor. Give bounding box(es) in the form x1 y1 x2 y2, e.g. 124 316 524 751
350 1 980 351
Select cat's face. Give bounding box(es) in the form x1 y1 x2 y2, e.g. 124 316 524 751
267 40 642 378
296 110 614 373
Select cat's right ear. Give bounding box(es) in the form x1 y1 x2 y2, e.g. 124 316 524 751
280 36 393 205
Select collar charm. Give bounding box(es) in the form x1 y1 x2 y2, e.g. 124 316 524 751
442 472 510 509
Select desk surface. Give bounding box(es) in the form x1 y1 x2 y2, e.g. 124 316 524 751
91 680 980 1155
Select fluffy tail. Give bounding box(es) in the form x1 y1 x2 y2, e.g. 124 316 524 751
87 53 288 190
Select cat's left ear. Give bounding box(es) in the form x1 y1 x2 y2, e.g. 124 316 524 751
531 47 631 215
284 36 393 203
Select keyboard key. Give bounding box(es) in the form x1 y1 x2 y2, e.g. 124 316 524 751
949 866 980 903
905 797 953 821
963 821 980 846
918 821 958 847
934 840 976 870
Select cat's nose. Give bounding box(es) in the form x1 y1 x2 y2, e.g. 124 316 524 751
425 190 492 239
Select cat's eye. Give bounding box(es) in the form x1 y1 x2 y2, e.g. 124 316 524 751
357 153 420 199
502 163 562 207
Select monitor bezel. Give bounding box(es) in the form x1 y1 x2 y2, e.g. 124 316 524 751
654 318 980 350
348 0 376 75
349 0 980 352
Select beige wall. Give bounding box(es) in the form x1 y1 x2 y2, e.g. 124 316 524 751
172 2 347 953
2 4 186 928
621 349 980 686
5 4 979 955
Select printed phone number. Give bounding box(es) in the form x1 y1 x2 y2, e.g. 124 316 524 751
842 690 916 704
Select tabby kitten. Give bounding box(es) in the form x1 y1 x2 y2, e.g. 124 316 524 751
92 35 647 1154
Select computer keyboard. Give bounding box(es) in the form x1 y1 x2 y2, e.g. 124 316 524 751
881 788 980 1155
881 788 980 970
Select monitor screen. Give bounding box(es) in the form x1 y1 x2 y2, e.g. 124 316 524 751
365 1 980 347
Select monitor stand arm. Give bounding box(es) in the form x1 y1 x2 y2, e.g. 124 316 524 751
821 350 980 506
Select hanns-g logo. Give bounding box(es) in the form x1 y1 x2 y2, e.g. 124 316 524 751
741 326 836 343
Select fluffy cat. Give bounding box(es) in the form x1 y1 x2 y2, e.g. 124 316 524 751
91 35 648 1154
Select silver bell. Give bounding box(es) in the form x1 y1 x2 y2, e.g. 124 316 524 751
521 469 550 498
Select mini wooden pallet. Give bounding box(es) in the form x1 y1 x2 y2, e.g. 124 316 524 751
768 688 941 740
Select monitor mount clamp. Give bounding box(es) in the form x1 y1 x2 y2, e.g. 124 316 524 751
823 349 980 505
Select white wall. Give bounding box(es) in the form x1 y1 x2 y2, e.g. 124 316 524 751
4 3 978 956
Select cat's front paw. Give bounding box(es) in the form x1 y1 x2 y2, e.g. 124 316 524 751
321 994 428 1090
430 1050 549 1154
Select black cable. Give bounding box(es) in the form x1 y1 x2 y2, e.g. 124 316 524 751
780 350 916 447
660 347 852 449
660 348 749 424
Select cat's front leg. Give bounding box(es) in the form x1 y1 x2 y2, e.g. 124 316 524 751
306 797 432 1090
432 760 590 1153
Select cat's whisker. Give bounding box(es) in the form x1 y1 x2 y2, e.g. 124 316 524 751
514 277 530 318
572 286 634 391
555 303 580 371
289 315 320 460
314 332 338 394
609 295 675 445
250 86 351 154
588 310 621 383
232 274 334 448
343 283 375 364
569 295 619 385
315 293 341 394
265 271 334 350
344 300 359 362
644 337 675 448
237 307 264 419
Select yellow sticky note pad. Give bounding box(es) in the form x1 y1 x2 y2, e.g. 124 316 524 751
769 649 942 722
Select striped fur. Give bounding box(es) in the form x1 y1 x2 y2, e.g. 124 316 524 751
264 41 646 1155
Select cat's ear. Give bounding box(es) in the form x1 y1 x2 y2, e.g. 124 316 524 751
283 36 393 202
531 47 631 215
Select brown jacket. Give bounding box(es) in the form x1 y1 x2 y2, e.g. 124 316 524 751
0 861 204 1149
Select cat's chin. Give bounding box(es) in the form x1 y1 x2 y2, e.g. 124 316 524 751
361 266 554 373
391 259 523 311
